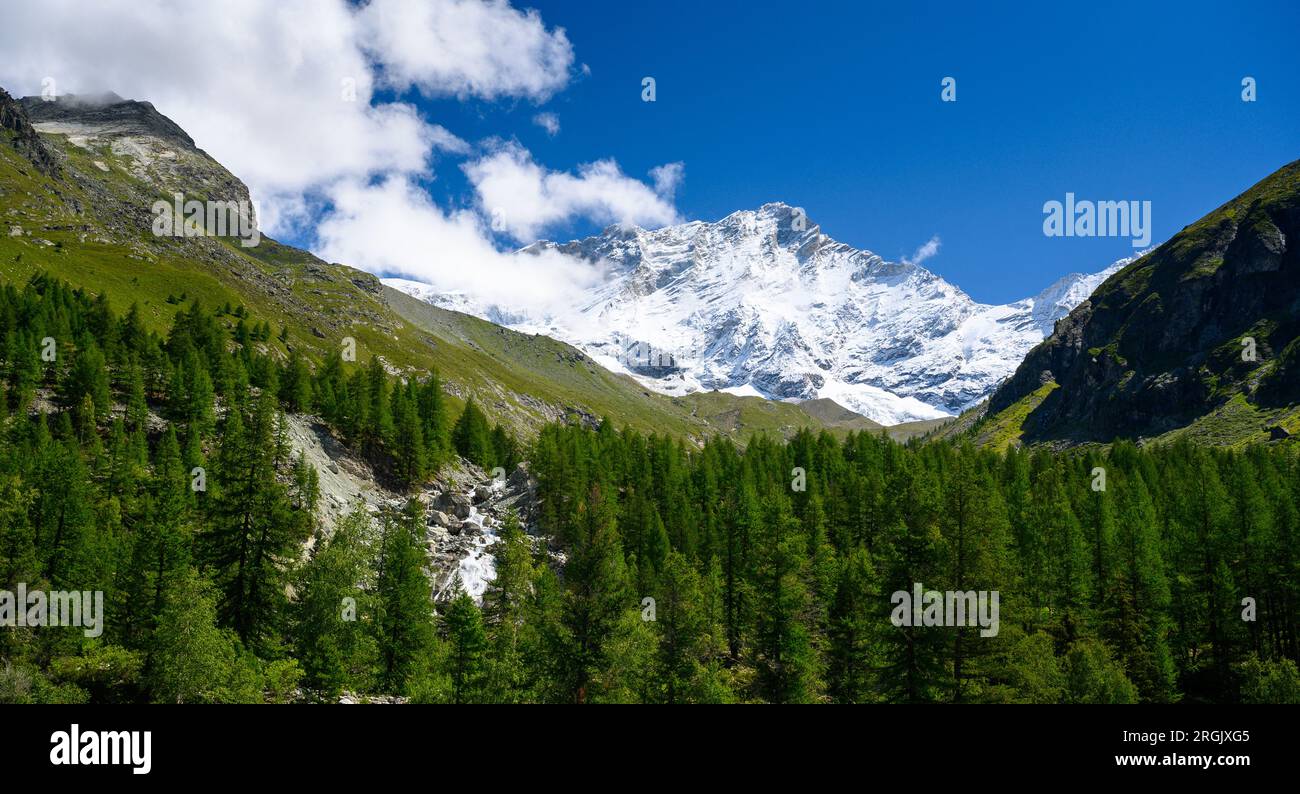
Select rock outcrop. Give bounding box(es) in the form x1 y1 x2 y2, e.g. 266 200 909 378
987 159 1300 442
1 88 60 174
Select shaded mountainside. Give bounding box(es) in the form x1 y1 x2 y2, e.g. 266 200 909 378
0 86 865 444
987 159 1300 445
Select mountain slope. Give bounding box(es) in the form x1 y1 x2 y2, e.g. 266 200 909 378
387 204 1124 425
985 158 1300 445
0 87 856 444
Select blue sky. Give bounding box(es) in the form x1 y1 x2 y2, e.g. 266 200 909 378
391 0 1300 303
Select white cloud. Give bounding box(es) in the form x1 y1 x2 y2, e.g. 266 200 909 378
0 0 570 233
356 0 573 101
902 235 942 266
532 112 560 137
464 143 682 242
649 162 685 200
0 0 684 315
0 0 412 210
429 124 472 155
316 176 607 317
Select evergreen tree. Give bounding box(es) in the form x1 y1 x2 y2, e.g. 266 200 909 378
441 591 487 704
826 547 878 703
452 397 494 467
552 483 629 703
374 501 436 694
482 511 534 702
650 550 709 703
119 427 192 654
202 395 306 649
751 493 820 703
294 508 376 696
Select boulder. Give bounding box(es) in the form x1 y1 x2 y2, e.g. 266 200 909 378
437 490 473 518
474 484 492 503
427 509 449 526
448 493 473 519
507 462 530 489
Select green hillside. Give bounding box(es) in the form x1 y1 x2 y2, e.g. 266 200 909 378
980 159 1300 448
0 88 853 444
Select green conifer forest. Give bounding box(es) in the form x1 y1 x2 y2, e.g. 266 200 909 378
1 274 1296 704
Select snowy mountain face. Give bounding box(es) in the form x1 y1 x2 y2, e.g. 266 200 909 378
385 203 1128 425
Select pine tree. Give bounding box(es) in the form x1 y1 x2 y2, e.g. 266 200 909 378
0 474 37 591
939 446 1012 702
293 508 376 696
452 398 494 467
33 439 93 588
1107 469 1176 702
751 492 820 703
1031 458 1091 640
202 394 305 649
374 501 436 694
280 349 312 413
61 340 112 425
877 448 946 703
125 360 148 433
441 591 487 704
148 570 259 704
119 427 192 654
650 550 708 703
390 384 426 488
553 483 629 703
364 356 393 458
417 372 450 467
482 510 534 702
826 547 878 703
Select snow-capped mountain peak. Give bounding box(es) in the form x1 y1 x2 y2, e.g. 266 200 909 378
386 206 1129 425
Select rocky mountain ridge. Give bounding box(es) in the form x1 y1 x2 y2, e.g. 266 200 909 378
986 158 1300 443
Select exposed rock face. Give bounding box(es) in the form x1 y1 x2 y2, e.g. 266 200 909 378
282 418 545 611
21 92 254 221
20 92 195 146
987 159 1300 442
0 88 60 174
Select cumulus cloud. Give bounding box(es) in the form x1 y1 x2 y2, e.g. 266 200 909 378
532 112 561 137
0 0 571 227
355 0 574 101
316 176 608 317
464 143 682 242
649 162 686 200
0 0 682 314
902 235 942 266
0 0 418 210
